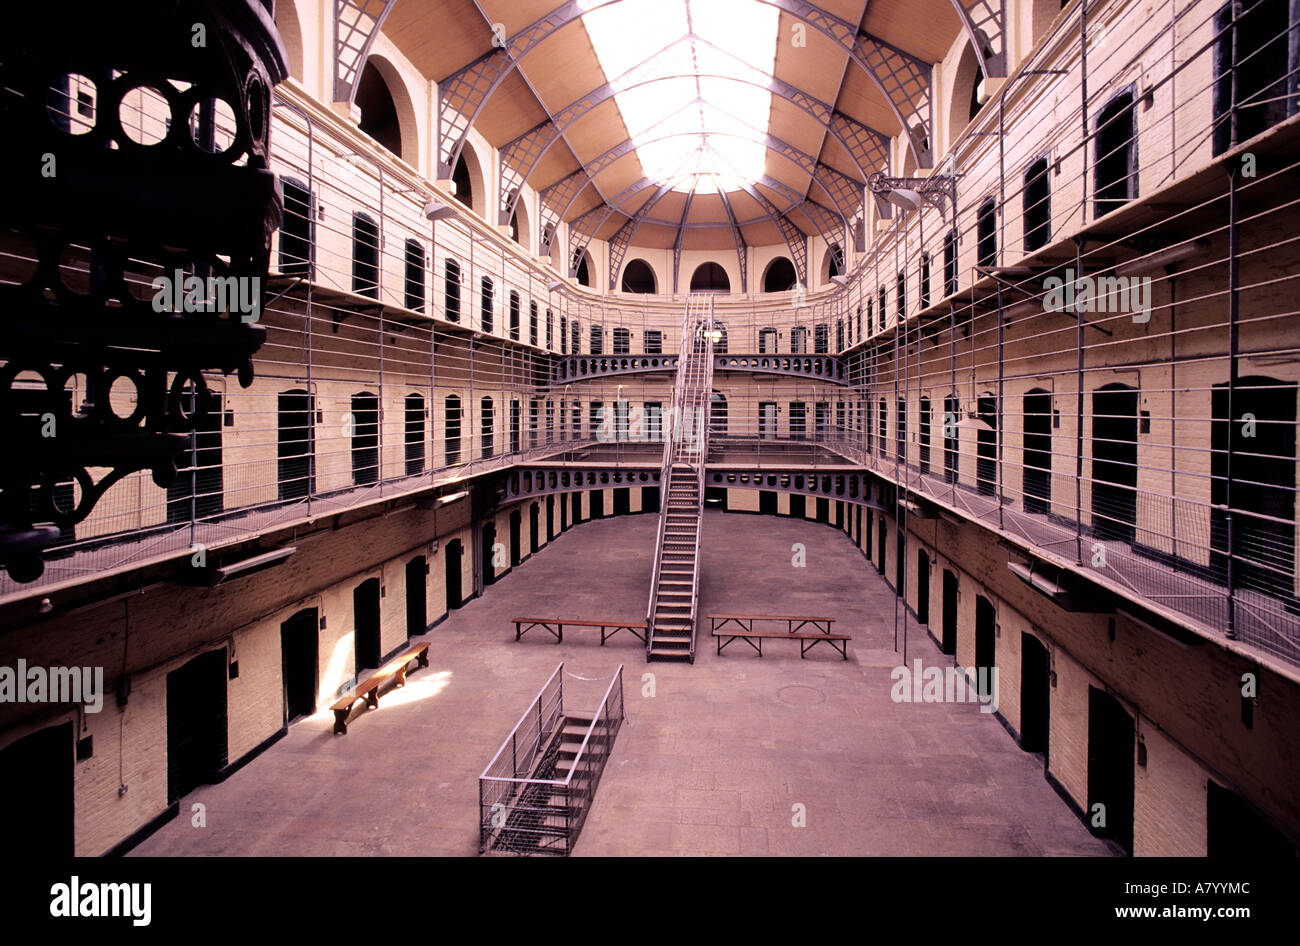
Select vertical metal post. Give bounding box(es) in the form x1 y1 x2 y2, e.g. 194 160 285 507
997 281 1005 531
1080 0 1091 226
1074 237 1086 564
1225 164 1240 638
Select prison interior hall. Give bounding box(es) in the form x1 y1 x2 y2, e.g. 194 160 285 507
1 0 1298 867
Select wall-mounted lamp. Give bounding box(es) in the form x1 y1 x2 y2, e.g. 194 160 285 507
547 278 565 292
830 275 849 287
885 188 924 213
423 200 458 221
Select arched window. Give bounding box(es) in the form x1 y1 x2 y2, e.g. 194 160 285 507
444 395 462 465
444 258 461 322
279 178 313 277
480 276 494 333
508 290 520 341
404 393 425 476
351 212 379 299
919 252 931 309
575 251 592 287
356 60 402 157
944 229 958 296
710 391 728 436
1023 389 1053 513
480 396 495 459
763 257 796 292
1095 89 1138 217
826 244 844 281
977 197 997 269
1024 157 1052 250
690 262 730 293
404 239 425 312
350 391 379 485
621 259 657 293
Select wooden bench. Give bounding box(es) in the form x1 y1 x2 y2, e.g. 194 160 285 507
330 641 430 735
709 614 851 660
512 618 648 646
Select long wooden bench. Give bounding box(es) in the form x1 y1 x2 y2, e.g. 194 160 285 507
330 641 430 735
709 614 850 660
512 617 648 646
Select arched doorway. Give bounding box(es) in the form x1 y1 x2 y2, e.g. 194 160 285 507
445 538 464 610
1023 389 1053 513
280 608 318 723
1091 383 1138 542
1021 633 1050 756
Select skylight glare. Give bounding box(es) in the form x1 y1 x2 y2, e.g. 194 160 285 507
581 0 779 192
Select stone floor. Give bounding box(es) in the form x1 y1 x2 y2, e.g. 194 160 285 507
132 510 1111 857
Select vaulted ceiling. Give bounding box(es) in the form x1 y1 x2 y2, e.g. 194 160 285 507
352 0 992 286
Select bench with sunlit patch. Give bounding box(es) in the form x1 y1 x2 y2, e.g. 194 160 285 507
330 641 430 734
512 617 648 646
709 614 850 660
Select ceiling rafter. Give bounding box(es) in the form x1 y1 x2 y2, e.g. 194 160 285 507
713 182 749 294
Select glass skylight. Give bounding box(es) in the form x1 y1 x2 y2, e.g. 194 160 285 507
580 0 779 193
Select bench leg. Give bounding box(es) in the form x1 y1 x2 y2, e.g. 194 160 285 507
417 650 429 668
365 689 379 709
394 667 408 687
333 709 348 735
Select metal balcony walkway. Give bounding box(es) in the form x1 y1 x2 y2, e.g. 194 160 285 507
645 295 715 662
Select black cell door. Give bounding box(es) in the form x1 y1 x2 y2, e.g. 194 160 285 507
816 497 830 524
277 390 314 500
406 557 426 639
1020 632 1050 756
166 650 228 803
974 597 996 699
353 578 381 673
445 539 463 610
976 394 997 496
167 387 224 523
571 491 582 524
642 486 660 514
789 493 805 518
1211 377 1296 598
482 522 497 587
281 609 318 723
590 490 605 519
1087 686 1135 854
916 549 930 625
895 531 905 592
613 487 630 515
1091 385 1138 542
759 491 778 515
0 723 72 856
942 570 958 655
530 503 540 552
546 496 556 539
876 520 886 575
509 509 522 566
1207 781 1298 857
1023 390 1053 514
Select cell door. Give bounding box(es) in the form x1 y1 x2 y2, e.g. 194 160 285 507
1020 632 1050 756
277 389 315 500
974 596 996 698
941 569 958 655
0 723 73 856
916 549 930 625
816 497 830 524
530 503 540 552
353 578 381 673
759 491 777 515
1023 390 1053 514
590 490 605 519
759 402 777 439
445 539 464 611
481 522 497 587
1091 385 1138 542
166 650 228 803
281 609 319 722
613 488 630 516
642 486 660 514
509 509 521 566
405 557 427 639
1087 686 1134 853
789 493 805 518
876 519 886 575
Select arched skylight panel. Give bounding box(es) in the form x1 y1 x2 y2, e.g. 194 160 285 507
582 0 778 193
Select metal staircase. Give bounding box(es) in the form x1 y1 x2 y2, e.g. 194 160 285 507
645 295 715 662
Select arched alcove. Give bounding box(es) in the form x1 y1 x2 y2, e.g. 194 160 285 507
355 56 419 168
452 143 486 218
762 257 796 292
690 261 730 293
575 250 594 287
273 0 305 81
621 258 657 293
